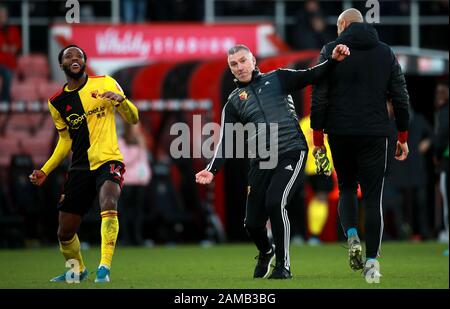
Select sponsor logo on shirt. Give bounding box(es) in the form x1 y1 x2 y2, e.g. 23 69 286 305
66 105 106 129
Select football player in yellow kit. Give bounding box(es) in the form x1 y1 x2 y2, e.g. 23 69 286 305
29 45 139 283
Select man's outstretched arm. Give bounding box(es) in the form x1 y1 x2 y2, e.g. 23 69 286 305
277 44 350 93
311 45 331 150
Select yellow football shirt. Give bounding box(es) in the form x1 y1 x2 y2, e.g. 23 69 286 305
48 75 129 171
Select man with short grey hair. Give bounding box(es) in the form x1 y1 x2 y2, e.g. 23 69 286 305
196 43 349 279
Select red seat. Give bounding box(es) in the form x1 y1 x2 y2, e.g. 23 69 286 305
41 115 55 129
10 81 39 102
26 76 48 87
21 137 51 157
34 128 55 141
6 114 41 131
16 54 50 80
30 54 49 71
38 82 63 101
4 129 32 140
16 55 34 73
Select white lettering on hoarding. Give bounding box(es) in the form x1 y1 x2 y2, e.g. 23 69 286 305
96 29 150 56
95 28 236 57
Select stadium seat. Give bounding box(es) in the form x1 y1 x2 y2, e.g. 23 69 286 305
34 128 55 142
16 54 50 81
29 54 49 72
20 137 51 157
4 130 32 141
5 114 41 131
16 55 33 74
25 76 48 87
10 81 39 102
41 115 55 129
38 82 63 101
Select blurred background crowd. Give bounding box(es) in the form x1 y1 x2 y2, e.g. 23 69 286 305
0 0 448 250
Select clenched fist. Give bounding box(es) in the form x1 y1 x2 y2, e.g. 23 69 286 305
331 44 350 62
100 91 125 106
195 169 214 185
29 170 47 186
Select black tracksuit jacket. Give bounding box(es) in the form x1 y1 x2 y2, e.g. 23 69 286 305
311 22 410 136
207 58 337 174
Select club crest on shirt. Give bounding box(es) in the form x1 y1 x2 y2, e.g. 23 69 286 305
91 90 99 98
239 91 248 101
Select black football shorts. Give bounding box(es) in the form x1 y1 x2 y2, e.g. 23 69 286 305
57 160 125 216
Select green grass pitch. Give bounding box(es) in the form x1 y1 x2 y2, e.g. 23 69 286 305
0 242 447 288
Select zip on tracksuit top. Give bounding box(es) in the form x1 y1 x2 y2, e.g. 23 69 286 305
206 57 338 174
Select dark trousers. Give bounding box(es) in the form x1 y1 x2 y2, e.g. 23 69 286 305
244 150 306 270
328 135 388 259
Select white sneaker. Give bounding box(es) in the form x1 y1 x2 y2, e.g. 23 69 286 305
363 260 382 283
438 230 449 243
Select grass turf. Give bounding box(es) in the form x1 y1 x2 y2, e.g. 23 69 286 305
0 242 447 289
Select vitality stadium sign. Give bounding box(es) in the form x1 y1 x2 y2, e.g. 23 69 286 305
50 23 280 75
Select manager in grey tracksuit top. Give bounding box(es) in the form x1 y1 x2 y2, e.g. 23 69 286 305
196 44 350 279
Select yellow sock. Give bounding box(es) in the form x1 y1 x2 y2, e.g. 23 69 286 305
59 234 86 272
308 198 329 236
100 210 119 269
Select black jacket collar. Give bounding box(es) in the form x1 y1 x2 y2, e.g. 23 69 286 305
234 69 262 88
336 22 379 50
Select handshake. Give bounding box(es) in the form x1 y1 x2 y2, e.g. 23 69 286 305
313 147 332 176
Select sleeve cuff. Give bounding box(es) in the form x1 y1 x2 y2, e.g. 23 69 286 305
313 130 324 147
327 56 338 65
398 131 408 144
40 167 49 177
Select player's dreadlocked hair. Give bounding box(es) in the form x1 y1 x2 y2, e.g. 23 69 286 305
58 45 87 64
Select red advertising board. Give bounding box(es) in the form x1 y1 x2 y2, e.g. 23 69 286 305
51 23 277 75
53 23 279 59
75 24 257 60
